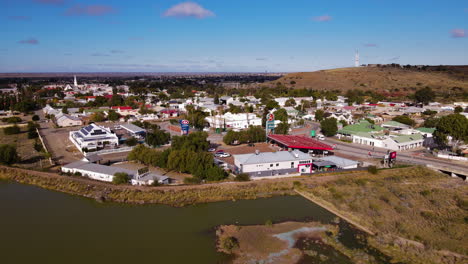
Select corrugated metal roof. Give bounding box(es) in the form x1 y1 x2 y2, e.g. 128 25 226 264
63 160 136 177
234 150 311 165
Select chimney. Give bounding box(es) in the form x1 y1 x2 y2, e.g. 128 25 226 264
255 150 260 155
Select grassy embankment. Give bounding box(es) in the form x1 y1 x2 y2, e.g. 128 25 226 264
297 166 468 264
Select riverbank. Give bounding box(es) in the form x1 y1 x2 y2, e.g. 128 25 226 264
0 165 344 206
215 167 468 264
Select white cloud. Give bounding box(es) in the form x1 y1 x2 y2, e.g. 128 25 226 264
163 2 215 19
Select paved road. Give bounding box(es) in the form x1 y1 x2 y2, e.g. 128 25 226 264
325 138 468 173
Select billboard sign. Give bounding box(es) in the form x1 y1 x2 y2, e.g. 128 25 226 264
180 119 190 135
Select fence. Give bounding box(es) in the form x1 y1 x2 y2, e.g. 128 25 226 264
36 127 54 166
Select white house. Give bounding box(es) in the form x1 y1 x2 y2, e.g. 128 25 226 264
234 150 312 177
62 160 169 185
205 112 262 130
56 113 83 127
69 123 119 152
352 132 424 151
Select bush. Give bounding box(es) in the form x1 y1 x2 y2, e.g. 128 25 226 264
125 137 138 146
0 144 19 164
221 236 239 252
367 165 379 174
2 117 22 124
235 173 250 182
33 141 44 152
183 177 202 184
32 115 40 121
112 172 129 184
3 125 21 135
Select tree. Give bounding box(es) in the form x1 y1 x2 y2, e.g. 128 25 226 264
392 115 416 127
62 106 68 114
0 144 19 165
112 172 129 184
320 118 338 137
315 109 325 122
235 173 250 182
274 108 288 123
171 131 209 152
414 87 435 105
125 137 138 146
214 94 220 104
32 115 40 121
107 110 120 121
454 106 463 114
221 236 239 252
423 117 440 128
284 98 296 107
27 121 39 139
146 129 171 147
435 114 468 143
90 112 105 122
275 122 290 135
3 125 21 135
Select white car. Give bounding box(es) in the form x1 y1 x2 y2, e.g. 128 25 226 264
317 135 326 140
217 153 231 158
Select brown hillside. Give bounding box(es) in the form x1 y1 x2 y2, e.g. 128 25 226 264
274 66 468 95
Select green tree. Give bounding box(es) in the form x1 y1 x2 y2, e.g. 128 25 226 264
32 115 40 121
414 87 435 105
235 173 250 182
221 236 239 252
320 118 338 137
284 98 296 107
454 106 463 114
274 108 288 123
146 129 171 147
90 112 105 122
435 114 468 142
315 109 325 121
392 115 416 127
112 172 129 184
3 125 21 135
214 94 220 104
107 110 120 121
125 137 138 146
275 122 290 135
62 106 68 114
0 144 19 165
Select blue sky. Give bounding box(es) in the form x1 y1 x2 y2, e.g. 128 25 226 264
1 0 467 72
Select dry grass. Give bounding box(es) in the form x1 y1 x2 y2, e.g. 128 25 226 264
273 67 468 95
300 166 468 263
0 127 45 169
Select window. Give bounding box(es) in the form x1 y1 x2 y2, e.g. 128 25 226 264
270 164 273 167
276 163 279 167
291 162 294 168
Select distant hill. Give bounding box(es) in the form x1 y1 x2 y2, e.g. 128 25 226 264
273 66 468 97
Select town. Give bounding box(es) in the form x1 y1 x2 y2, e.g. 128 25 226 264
1 72 467 188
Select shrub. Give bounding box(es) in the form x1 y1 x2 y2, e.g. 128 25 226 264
112 172 129 185
235 173 250 182
32 115 40 121
221 236 239 252
0 144 19 164
367 165 379 174
265 220 273 226
420 190 431 197
3 125 21 135
125 137 138 146
2 117 22 123
183 177 202 185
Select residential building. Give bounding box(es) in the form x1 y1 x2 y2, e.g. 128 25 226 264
61 160 169 185
352 132 424 151
69 123 119 152
205 112 262 130
56 113 83 127
234 150 313 177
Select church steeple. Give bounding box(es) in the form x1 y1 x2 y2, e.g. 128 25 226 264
74 75 78 87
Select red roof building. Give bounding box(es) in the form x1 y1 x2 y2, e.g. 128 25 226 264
268 135 333 153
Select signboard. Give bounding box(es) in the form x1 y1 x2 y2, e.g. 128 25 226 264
390 151 397 160
179 119 190 135
267 113 275 122
265 113 275 139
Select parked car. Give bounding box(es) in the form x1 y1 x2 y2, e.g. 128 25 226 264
215 150 225 153
217 153 231 158
208 148 216 152
317 135 326 140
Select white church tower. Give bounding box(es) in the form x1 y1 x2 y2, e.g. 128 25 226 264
73 75 78 87
354 50 360 67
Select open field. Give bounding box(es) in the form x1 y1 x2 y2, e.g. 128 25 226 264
272 67 468 96
298 166 468 263
0 127 46 169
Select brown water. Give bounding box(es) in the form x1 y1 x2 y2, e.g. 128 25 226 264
0 181 340 264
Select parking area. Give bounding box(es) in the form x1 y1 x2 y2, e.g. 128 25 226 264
214 142 277 166
39 126 83 165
